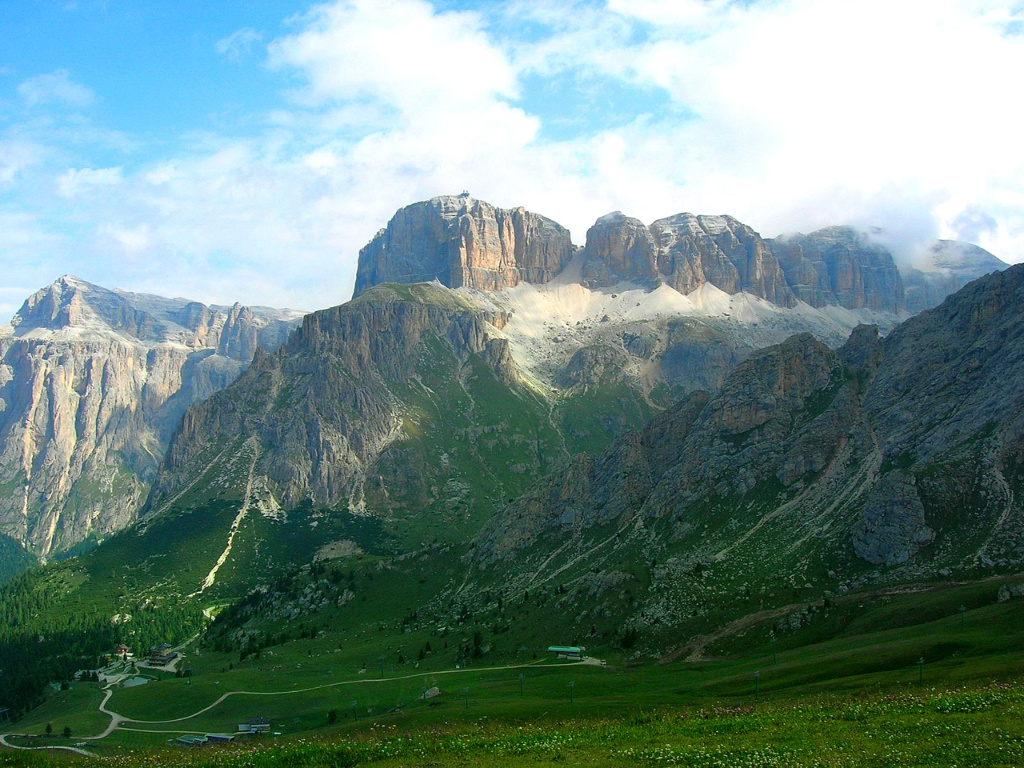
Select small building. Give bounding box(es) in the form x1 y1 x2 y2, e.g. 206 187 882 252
114 644 132 660
175 735 208 747
206 733 235 743
238 717 270 733
547 646 586 660
149 644 177 665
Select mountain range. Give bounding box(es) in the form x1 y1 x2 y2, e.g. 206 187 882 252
0 193 1021 727
0 194 1009 581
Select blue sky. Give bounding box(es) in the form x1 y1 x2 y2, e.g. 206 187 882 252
2 0 1023 318
1 2 304 141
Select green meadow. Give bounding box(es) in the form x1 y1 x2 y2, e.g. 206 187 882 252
4 575 1024 766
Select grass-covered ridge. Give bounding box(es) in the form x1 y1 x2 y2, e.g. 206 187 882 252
347 281 480 312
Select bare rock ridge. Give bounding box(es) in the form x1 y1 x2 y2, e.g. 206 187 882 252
582 217 905 310
0 197 1007 570
476 391 712 564
0 276 303 558
355 196 1000 314
352 195 575 297
581 212 659 287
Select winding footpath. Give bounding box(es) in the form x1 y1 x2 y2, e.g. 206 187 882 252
0 688 122 757
0 657 579 757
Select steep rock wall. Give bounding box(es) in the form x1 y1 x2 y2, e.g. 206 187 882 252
353 195 574 297
0 277 301 558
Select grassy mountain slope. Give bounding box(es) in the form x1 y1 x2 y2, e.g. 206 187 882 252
452 265 1024 656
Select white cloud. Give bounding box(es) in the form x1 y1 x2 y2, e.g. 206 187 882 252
268 0 519 111
2 0 1024 323
18 70 95 108
504 0 1024 266
216 27 264 61
98 222 152 255
606 0 705 24
57 166 123 197
0 139 43 186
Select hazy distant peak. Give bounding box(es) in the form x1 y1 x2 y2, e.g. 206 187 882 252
6 276 306 348
920 240 1007 276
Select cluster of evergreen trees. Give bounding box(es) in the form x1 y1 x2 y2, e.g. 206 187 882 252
0 569 202 719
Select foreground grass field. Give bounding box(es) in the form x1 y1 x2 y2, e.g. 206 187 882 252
2 680 1023 766
3 576 1024 765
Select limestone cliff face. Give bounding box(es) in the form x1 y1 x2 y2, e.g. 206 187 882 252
474 392 711 565
0 276 302 558
651 214 796 307
577 211 795 304
355 200 798 307
352 197 1004 319
865 264 1024 465
641 332 855 514
770 226 905 313
580 212 658 287
352 195 574 297
474 325 865 565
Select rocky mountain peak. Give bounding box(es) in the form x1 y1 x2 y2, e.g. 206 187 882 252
352 197 1005 319
581 211 658 287
0 276 304 559
651 213 796 306
902 240 1008 314
768 226 904 313
926 240 1006 274
6 276 300 358
152 281 525 523
352 195 574 298
10 274 97 332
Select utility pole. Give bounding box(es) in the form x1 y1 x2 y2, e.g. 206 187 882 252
569 681 575 704
351 700 358 721
519 672 524 696
918 657 925 685
462 687 469 709
379 654 386 679
770 634 777 665
754 671 760 703
959 605 967 628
